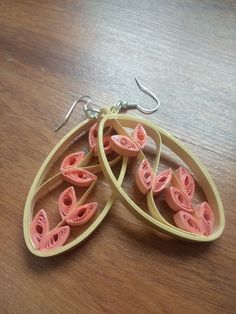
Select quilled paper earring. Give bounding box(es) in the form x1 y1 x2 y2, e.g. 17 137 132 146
23 79 225 257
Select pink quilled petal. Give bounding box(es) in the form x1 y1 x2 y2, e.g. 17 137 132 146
89 123 98 149
173 211 204 235
39 226 70 251
165 187 193 213
94 136 113 157
30 209 50 249
58 186 77 219
110 135 139 157
62 168 97 187
152 168 172 195
135 159 154 194
60 151 85 172
195 202 214 235
132 124 147 149
175 167 195 200
66 202 98 226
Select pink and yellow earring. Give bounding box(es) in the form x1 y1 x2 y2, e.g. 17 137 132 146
96 112 223 241
23 79 225 257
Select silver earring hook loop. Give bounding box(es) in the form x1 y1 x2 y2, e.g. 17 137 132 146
55 96 91 132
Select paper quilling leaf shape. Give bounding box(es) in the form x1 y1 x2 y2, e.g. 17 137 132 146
173 211 203 235
89 122 98 149
89 123 113 156
60 151 85 171
94 136 113 157
132 123 147 149
165 187 193 213
62 168 97 187
110 135 139 157
152 168 172 195
195 202 214 235
30 209 50 249
39 226 70 251
66 203 98 226
58 186 76 219
135 159 154 194
175 167 195 200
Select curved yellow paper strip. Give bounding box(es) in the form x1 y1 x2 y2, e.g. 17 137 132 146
108 119 173 227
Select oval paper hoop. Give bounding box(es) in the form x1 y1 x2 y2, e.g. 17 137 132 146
23 118 128 257
97 113 225 242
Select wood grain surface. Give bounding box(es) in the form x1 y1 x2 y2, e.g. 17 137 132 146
0 0 236 313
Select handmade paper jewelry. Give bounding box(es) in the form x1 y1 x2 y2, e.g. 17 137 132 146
23 79 225 257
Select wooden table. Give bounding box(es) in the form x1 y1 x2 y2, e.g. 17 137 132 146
1 1 235 313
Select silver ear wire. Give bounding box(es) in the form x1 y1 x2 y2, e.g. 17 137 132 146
55 96 91 132
133 78 160 113
112 78 160 114
55 78 160 131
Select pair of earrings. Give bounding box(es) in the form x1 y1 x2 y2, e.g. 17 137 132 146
23 79 225 257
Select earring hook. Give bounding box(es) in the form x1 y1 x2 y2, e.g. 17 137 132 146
111 78 160 114
55 96 91 132
134 78 160 113
55 79 160 131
